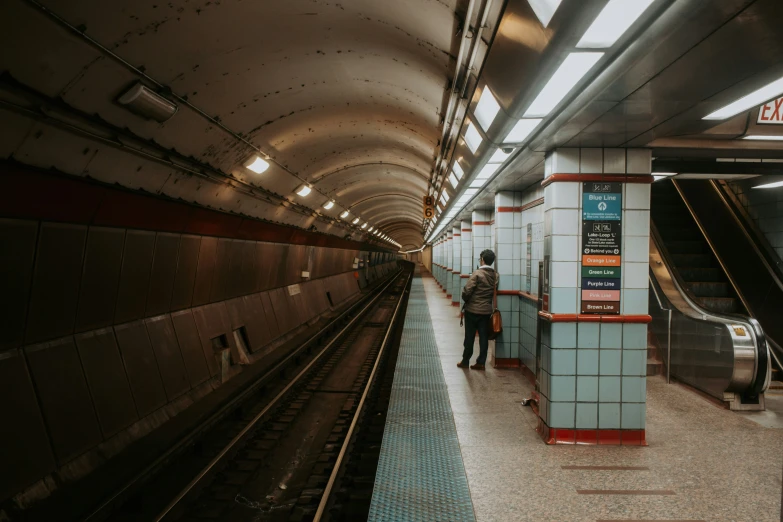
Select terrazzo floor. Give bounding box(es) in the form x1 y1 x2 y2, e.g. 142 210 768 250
421 270 783 522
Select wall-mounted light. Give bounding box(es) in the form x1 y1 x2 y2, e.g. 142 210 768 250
361 223 368 229
244 155 270 174
352 217 360 225
295 184 312 197
743 135 783 141
117 82 178 122
323 200 335 209
340 210 350 218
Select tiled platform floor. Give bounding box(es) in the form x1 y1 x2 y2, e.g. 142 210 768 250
420 270 783 522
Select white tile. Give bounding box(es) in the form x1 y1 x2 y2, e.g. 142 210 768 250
551 235 579 262
550 287 578 313
551 261 578 288
551 148 580 174
603 148 626 174
580 148 603 174
623 262 649 289
497 259 513 276
514 212 523 227
625 183 651 210
623 210 650 236
550 209 580 236
495 212 514 228
623 235 649 263
495 192 515 207
626 148 652 174
498 243 514 260
545 182 580 210
497 228 514 244
544 153 554 177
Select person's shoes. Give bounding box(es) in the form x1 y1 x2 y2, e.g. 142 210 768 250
470 363 485 370
457 361 470 369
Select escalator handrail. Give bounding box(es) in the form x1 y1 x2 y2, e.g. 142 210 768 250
650 224 766 395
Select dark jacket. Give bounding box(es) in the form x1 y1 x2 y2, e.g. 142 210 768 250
461 267 498 315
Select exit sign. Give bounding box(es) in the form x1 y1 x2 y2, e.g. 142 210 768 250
757 97 783 124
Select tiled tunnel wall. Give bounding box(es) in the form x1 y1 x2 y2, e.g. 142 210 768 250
728 179 783 265
0 217 398 505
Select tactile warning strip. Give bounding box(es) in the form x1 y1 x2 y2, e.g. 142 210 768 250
368 277 476 522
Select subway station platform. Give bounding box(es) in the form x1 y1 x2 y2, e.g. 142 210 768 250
369 270 783 522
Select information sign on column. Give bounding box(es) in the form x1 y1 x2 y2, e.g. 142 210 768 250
581 182 622 314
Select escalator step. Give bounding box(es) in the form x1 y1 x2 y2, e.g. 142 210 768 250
696 297 739 314
677 267 722 281
670 253 715 267
686 282 732 298
663 240 710 255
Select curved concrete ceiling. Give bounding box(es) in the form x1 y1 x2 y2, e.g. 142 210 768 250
0 0 494 247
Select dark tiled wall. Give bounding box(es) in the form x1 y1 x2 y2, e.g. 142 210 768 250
0 217 398 503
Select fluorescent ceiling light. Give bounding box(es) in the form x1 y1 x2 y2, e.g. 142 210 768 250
361 223 368 229
368 227 374 232
489 148 512 164
705 75 783 120
528 0 563 28
453 161 464 179
475 87 501 131
753 180 783 189
441 191 450 203
464 189 478 197
470 177 489 188
577 0 655 49
340 210 350 218
524 53 603 117
464 121 483 154
653 172 677 177
743 135 783 141
295 184 312 197
352 217 360 224
449 173 459 188
323 200 335 210
503 119 543 144
477 163 500 180
244 155 270 174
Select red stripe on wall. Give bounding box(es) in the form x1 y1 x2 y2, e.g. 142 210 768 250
541 173 654 188
538 312 652 324
473 221 492 225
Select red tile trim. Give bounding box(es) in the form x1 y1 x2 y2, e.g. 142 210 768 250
538 312 652 324
520 197 545 212
451 301 460 307
493 358 521 368
473 220 492 225
460 274 469 279
446 294 452 299
497 206 521 212
537 420 646 446
453 233 461 237
518 290 538 302
461 228 472 232
496 290 519 296
541 173 655 188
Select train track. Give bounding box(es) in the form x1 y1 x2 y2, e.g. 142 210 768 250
79 265 412 522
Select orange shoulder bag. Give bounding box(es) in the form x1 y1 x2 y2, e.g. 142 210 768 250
488 275 503 340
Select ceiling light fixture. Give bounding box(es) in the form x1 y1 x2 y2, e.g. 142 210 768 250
752 180 783 189
577 0 655 49
704 75 783 120
464 120 483 154
528 0 563 28
503 119 543 144
323 200 335 210
743 135 783 141
524 53 603 117
449 173 459 188
295 184 312 197
489 148 512 164
361 223 368 229
352 217 360 225
244 155 270 174
117 82 178 122
475 87 501 131
340 210 350 218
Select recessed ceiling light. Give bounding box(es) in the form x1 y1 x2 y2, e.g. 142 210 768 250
352 217 360 224
524 53 603 117
453 161 464 179
489 148 513 164
295 184 312 197
503 119 543 144
244 155 270 174
464 121 483 154
528 0 563 28
340 210 350 218
323 200 335 210
752 180 783 189
743 135 783 141
361 223 368 229
449 173 459 188
475 87 501 131
704 75 783 120
577 0 655 49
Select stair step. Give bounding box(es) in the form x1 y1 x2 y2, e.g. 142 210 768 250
647 359 664 377
686 281 732 297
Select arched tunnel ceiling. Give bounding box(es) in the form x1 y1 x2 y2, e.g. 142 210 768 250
0 0 481 247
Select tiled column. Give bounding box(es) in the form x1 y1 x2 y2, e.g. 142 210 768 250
460 220 472 300
451 226 461 306
493 192 522 365
435 238 442 286
519 189 545 376
471 210 491 263
445 230 453 298
537 148 652 446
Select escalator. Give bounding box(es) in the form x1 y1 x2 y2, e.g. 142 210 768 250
648 178 780 410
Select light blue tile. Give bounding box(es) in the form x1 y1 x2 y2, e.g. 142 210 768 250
623 323 648 349
576 403 598 429
551 349 576 375
598 376 621 402
577 323 600 348
622 289 649 315
622 350 646 376
577 376 598 402
550 375 575 401
540 370 550 398
599 350 621 375
621 403 646 429
497 295 512 312
621 376 646 403
550 287 578 314
599 403 620 429
600 323 622 348
541 344 551 373
551 323 577 348
495 341 510 358
539 395 549 424
511 312 520 328
577 349 599 375
549 401 575 428
512 298 520 312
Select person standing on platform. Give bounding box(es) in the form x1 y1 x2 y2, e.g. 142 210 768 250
457 249 498 371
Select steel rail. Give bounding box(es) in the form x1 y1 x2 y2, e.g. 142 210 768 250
81 268 401 522
313 269 412 521
153 270 406 521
